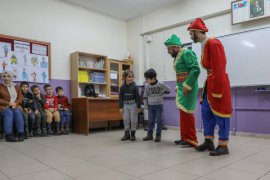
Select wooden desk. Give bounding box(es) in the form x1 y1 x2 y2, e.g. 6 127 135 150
72 97 122 135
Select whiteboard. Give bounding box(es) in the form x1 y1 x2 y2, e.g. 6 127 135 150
148 26 270 87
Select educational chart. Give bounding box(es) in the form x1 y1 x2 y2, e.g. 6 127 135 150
0 35 50 84
232 0 270 24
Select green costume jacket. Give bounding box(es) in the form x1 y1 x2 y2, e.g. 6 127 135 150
174 49 200 114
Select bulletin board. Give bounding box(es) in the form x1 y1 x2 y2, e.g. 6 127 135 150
0 34 51 83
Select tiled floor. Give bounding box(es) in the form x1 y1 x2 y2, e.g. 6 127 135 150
0 129 270 180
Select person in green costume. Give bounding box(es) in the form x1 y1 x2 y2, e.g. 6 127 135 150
164 34 200 147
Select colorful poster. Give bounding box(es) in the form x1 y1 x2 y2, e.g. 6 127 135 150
32 44 47 56
39 56 48 69
29 70 39 83
30 54 40 69
0 42 11 58
232 0 249 24
20 67 29 81
39 70 48 83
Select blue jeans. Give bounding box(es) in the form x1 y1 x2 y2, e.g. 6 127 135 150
201 92 230 141
23 111 35 131
59 110 71 127
148 105 163 134
2 108 24 134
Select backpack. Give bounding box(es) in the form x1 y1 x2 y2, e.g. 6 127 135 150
84 83 97 97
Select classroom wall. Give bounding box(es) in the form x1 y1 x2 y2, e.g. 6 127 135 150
128 0 270 135
0 0 127 81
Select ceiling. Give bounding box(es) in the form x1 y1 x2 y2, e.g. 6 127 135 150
59 0 182 20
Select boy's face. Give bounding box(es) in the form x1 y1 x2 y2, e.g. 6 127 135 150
45 86 53 96
21 85 29 94
32 87 40 95
146 78 156 84
57 89 64 97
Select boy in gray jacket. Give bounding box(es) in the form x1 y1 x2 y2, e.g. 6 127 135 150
143 68 170 142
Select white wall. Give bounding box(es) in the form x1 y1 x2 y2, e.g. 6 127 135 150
128 0 270 83
0 0 127 80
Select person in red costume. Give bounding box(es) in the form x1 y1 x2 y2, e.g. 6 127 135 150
187 18 232 156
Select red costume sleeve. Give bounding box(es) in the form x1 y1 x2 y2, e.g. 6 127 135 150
209 40 226 98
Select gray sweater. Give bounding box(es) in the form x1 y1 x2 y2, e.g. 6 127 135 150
143 80 170 106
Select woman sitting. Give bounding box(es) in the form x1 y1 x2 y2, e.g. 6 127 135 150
0 71 24 142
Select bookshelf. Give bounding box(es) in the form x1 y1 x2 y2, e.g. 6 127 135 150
108 59 132 98
70 52 109 98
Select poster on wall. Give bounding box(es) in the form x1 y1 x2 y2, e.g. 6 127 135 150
232 0 249 24
250 0 265 18
0 42 11 58
32 44 47 56
14 40 31 54
2 51 49 83
232 0 270 24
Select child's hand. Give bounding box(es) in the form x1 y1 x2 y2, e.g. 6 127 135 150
36 94 42 100
35 109 39 115
120 109 123 114
137 108 141 113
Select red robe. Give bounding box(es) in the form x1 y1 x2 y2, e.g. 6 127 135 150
201 38 232 118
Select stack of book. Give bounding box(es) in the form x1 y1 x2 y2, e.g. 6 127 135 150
88 72 105 83
79 57 105 69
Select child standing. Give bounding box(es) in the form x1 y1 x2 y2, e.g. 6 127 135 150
20 82 36 138
143 69 170 142
43 84 61 135
56 86 71 134
119 70 141 141
31 85 47 136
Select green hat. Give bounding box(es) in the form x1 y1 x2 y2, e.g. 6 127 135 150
164 34 182 47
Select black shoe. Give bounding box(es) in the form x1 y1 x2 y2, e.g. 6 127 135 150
48 128 53 135
121 131 130 141
0 133 3 140
24 130 29 139
18 133 25 142
56 123 61 135
65 127 69 135
162 127 167 130
143 134 153 141
35 128 42 136
29 130 34 137
180 141 193 148
130 131 136 141
174 139 182 145
5 134 17 142
195 139 215 152
209 145 229 156
41 128 49 137
154 133 161 142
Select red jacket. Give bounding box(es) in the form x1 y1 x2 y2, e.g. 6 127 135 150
201 38 232 118
57 96 71 110
44 95 58 109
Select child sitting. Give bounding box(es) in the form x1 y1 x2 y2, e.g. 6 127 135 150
20 81 36 138
56 86 71 134
31 85 47 136
43 84 61 135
